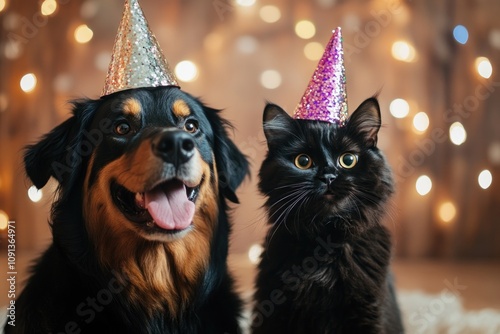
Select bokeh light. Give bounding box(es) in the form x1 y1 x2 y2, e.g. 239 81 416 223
475 57 493 79
295 20 316 39
175 60 198 82
74 24 94 44
0 0 6 13
413 111 430 132
489 29 500 50
478 170 492 190
28 185 43 203
439 202 456 224
235 35 258 54
41 0 57 16
391 40 417 62
453 25 469 44
259 5 281 23
248 244 263 264
260 69 282 89
304 42 324 61
0 210 8 230
20 73 37 93
449 122 467 146
487 142 500 165
389 98 410 118
236 0 256 7
4 40 22 60
416 175 432 196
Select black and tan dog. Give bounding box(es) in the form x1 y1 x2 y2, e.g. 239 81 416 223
9 86 248 333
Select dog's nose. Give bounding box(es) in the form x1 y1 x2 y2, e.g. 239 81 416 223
152 131 195 165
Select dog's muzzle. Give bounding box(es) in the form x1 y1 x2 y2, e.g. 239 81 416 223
110 129 203 238
152 130 195 168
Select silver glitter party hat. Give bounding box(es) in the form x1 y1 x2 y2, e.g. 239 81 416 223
293 27 348 125
101 0 179 97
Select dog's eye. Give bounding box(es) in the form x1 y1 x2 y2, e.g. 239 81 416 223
184 119 199 134
339 153 358 169
115 122 131 135
294 154 313 170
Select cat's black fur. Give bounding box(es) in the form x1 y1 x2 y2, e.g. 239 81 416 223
252 98 404 334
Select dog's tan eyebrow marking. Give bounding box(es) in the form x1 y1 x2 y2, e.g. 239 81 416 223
122 98 142 117
172 99 191 118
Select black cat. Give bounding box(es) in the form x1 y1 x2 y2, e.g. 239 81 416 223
252 97 404 334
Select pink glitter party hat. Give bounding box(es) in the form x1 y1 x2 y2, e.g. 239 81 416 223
293 27 348 125
101 0 179 97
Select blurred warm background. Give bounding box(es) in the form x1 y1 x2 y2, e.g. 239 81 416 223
1 0 499 332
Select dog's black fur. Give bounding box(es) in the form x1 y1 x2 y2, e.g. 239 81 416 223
7 87 248 333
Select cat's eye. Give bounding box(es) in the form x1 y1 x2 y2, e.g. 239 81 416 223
339 153 358 169
294 154 313 170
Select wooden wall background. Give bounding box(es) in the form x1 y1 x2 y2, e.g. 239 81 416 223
0 0 499 259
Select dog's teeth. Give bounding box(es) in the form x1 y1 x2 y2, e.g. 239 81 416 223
135 192 145 208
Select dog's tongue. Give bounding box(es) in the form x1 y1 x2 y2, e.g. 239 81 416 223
144 181 195 230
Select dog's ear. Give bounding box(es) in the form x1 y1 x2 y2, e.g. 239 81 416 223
24 99 98 190
24 117 78 189
204 107 249 204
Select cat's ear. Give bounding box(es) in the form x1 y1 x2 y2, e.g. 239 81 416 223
262 103 294 144
347 97 381 147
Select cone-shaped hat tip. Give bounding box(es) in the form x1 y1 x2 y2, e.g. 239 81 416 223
293 27 348 125
101 0 179 97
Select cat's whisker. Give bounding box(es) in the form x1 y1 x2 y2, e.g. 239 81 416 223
271 182 311 190
266 192 305 233
267 189 306 213
266 218 289 248
269 195 299 221
281 192 310 237
271 193 304 226
283 192 309 223
266 191 311 246
295 196 306 226
295 194 313 227
235 207 269 232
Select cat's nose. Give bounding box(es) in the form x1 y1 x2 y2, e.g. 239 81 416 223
320 174 337 187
